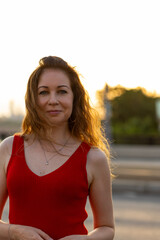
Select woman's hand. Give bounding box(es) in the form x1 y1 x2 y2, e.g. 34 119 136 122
59 235 88 240
10 224 53 240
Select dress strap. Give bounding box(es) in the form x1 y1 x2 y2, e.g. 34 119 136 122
11 135 24 157
80 142 91 155
7 135 24 175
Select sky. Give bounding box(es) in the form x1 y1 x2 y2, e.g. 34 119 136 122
0 0 160 116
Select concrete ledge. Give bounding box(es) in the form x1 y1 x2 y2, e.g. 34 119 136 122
112 179 160 195
111 144 160 159
112 158 160 181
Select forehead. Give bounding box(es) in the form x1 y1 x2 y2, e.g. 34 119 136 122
38 68 71 86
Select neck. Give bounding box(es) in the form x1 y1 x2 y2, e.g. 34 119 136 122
39 125 71 144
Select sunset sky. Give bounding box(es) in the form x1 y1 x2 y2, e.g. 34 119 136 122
0 0 160 116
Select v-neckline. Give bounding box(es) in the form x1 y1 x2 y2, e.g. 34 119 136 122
22 139 83 178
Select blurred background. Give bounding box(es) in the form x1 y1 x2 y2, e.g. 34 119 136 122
1 0 160 239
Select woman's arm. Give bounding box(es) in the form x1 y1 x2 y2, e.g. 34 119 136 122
59 148 115 240
0 137 13 240
86 147 115 240
0 137 53 240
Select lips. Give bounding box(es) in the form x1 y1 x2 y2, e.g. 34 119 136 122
48 110 61 112
47 110 62 115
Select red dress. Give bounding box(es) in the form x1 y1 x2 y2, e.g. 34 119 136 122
7 135 91 239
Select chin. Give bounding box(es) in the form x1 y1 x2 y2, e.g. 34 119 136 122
47 119 69 127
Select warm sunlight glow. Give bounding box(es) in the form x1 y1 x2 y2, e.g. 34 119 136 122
1 0 160 116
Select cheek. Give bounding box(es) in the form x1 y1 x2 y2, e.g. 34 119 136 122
37 98 42 107
65 97 73 112
70 96 74 109
65 100 73 110
37 96 47 107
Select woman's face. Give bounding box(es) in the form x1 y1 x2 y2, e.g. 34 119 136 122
37 69 74 127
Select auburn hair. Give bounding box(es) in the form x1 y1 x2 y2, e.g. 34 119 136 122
21 56 110 159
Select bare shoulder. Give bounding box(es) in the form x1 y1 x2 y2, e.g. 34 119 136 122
86 147 111 185
87 147 109 168
0 136 14 167
0 136 14 153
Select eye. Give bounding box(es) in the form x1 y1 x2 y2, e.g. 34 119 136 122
39 90 48 95
58 89 67 94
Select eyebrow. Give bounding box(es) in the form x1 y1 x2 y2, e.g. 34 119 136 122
38 85 70 89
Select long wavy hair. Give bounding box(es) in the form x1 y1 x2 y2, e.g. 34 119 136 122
21 56 110 159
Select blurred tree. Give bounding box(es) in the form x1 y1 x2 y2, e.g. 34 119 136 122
96 85 160 144
111 88 156 124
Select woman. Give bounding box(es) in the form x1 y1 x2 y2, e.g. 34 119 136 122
0 56 115 240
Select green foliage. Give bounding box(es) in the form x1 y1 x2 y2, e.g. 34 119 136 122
112 116 157 136
111 89 156 122
97 85 160 144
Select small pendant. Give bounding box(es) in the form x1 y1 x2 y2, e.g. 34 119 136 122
45 161 49 165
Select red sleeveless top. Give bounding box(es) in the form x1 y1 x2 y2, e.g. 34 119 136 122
7 135 91 240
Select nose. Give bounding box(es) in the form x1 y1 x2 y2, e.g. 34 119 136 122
48 93 59 105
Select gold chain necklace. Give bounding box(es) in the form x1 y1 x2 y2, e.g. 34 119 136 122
39 136 70 166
